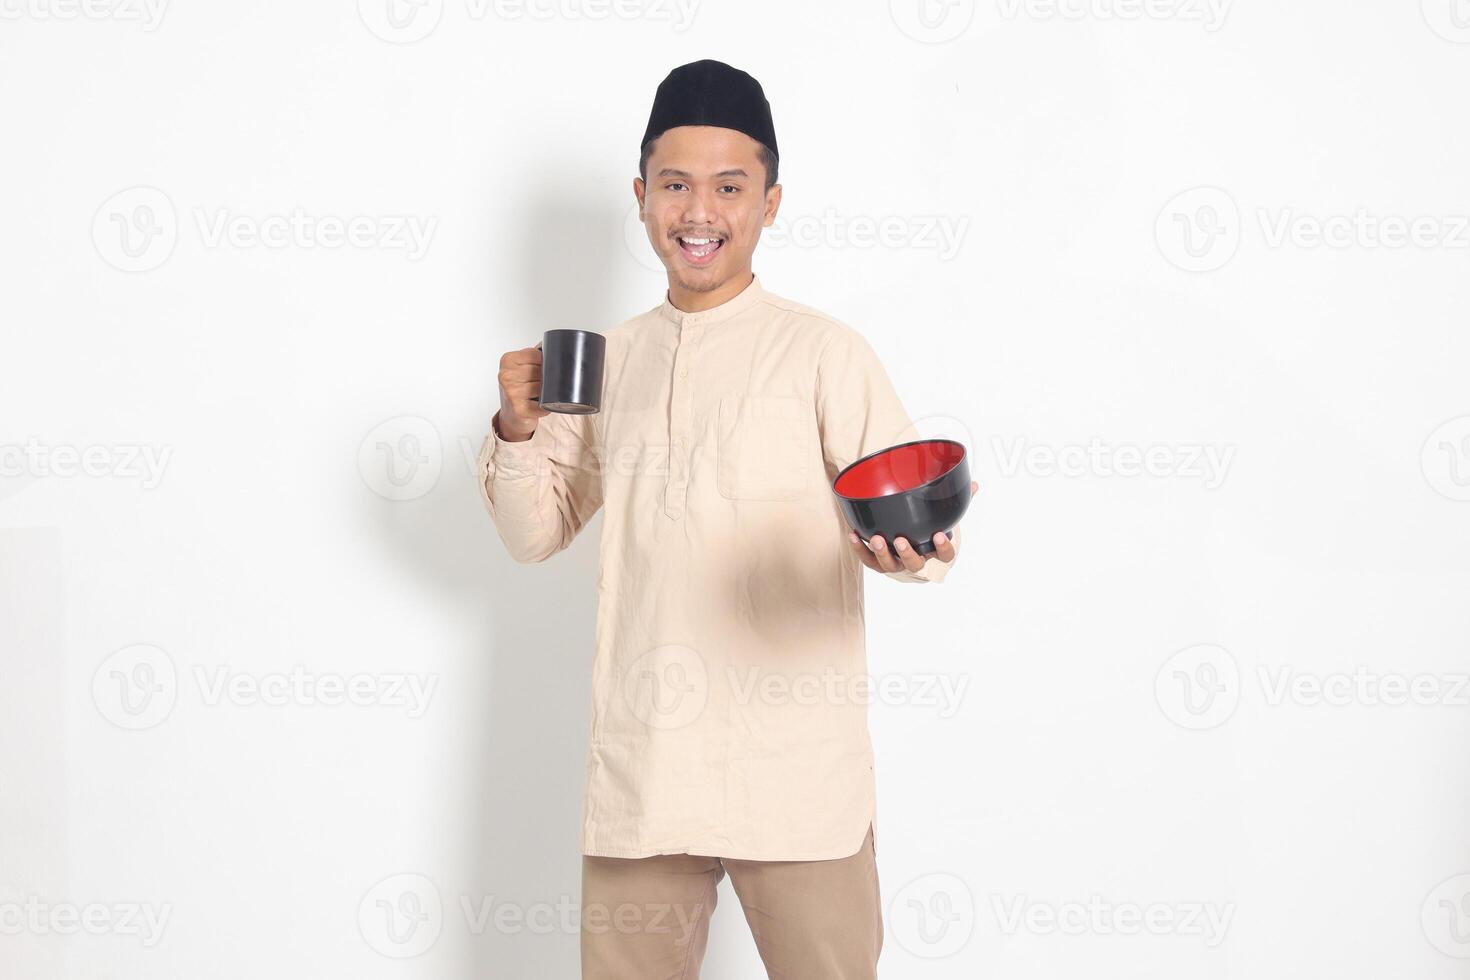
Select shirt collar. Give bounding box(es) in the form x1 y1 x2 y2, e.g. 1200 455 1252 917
657 272 766 329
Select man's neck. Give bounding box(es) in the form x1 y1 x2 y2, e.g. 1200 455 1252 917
666 270 755 313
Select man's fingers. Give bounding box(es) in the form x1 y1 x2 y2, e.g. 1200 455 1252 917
850 531 951 573
502 376 551 424
850 531 892 571
930 531 957 563
890 536 928 571
500 346 543 368
868 535 907 572
848 531 881 570
501 365 542 386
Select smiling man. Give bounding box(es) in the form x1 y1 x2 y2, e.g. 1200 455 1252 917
476 59 973 979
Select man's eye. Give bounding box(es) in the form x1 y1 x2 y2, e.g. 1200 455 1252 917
665 182 687 191
719 185 740 193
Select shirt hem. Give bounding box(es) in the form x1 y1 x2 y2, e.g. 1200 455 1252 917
581 809 875 862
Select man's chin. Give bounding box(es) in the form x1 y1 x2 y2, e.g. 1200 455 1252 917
667 262 726 294
673 274 723 294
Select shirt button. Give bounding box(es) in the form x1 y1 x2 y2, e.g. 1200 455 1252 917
678 368 688 378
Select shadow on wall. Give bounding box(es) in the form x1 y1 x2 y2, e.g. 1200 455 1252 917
382 186 630 976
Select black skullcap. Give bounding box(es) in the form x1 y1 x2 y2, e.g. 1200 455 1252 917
641 59 778 160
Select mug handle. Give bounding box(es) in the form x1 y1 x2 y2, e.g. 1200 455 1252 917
532 339 543 403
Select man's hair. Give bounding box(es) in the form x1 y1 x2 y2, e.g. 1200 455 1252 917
638 135 779 191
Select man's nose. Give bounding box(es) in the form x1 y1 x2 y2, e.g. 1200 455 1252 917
681 187 718 225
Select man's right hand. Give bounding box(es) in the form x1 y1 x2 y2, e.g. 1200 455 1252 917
496 343 551 442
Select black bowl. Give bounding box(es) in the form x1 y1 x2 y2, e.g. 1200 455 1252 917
833 439 971 556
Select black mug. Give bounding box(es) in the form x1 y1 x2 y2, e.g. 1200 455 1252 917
535 329 605 415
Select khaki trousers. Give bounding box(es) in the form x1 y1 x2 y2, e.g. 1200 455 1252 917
580 823 882 979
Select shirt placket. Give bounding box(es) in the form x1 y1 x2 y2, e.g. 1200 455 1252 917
663 313 704 520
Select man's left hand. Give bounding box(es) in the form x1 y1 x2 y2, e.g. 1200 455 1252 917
846 480 978 574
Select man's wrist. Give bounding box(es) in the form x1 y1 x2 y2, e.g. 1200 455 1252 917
493 409 536 443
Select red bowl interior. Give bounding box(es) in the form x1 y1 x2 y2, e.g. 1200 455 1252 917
834 440 965 500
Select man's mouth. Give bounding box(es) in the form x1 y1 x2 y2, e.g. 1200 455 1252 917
675 233 724 265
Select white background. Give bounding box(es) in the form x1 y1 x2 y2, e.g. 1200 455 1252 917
3 0 1469 977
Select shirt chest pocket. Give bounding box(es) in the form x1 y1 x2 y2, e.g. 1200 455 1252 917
716 394 813 501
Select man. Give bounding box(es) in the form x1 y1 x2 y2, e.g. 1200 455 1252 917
476 59 974 980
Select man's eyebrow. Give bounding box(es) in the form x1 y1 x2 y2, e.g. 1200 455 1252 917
654 168 750 179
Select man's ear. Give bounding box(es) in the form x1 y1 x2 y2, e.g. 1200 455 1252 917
633 177 646 220
763 183 782 228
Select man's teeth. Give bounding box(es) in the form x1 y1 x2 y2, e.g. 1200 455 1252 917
678 235 723 259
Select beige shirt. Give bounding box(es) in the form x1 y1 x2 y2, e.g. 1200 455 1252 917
475 273 961 860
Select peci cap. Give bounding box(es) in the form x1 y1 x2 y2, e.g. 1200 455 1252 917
641 59 778 161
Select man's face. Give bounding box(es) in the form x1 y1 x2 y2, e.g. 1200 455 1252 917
634 125 781 294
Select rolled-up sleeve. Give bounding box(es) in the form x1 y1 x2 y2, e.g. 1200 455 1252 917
814 324 961 585
475 408 604 564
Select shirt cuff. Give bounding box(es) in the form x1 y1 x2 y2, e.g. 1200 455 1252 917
480 410 549 480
